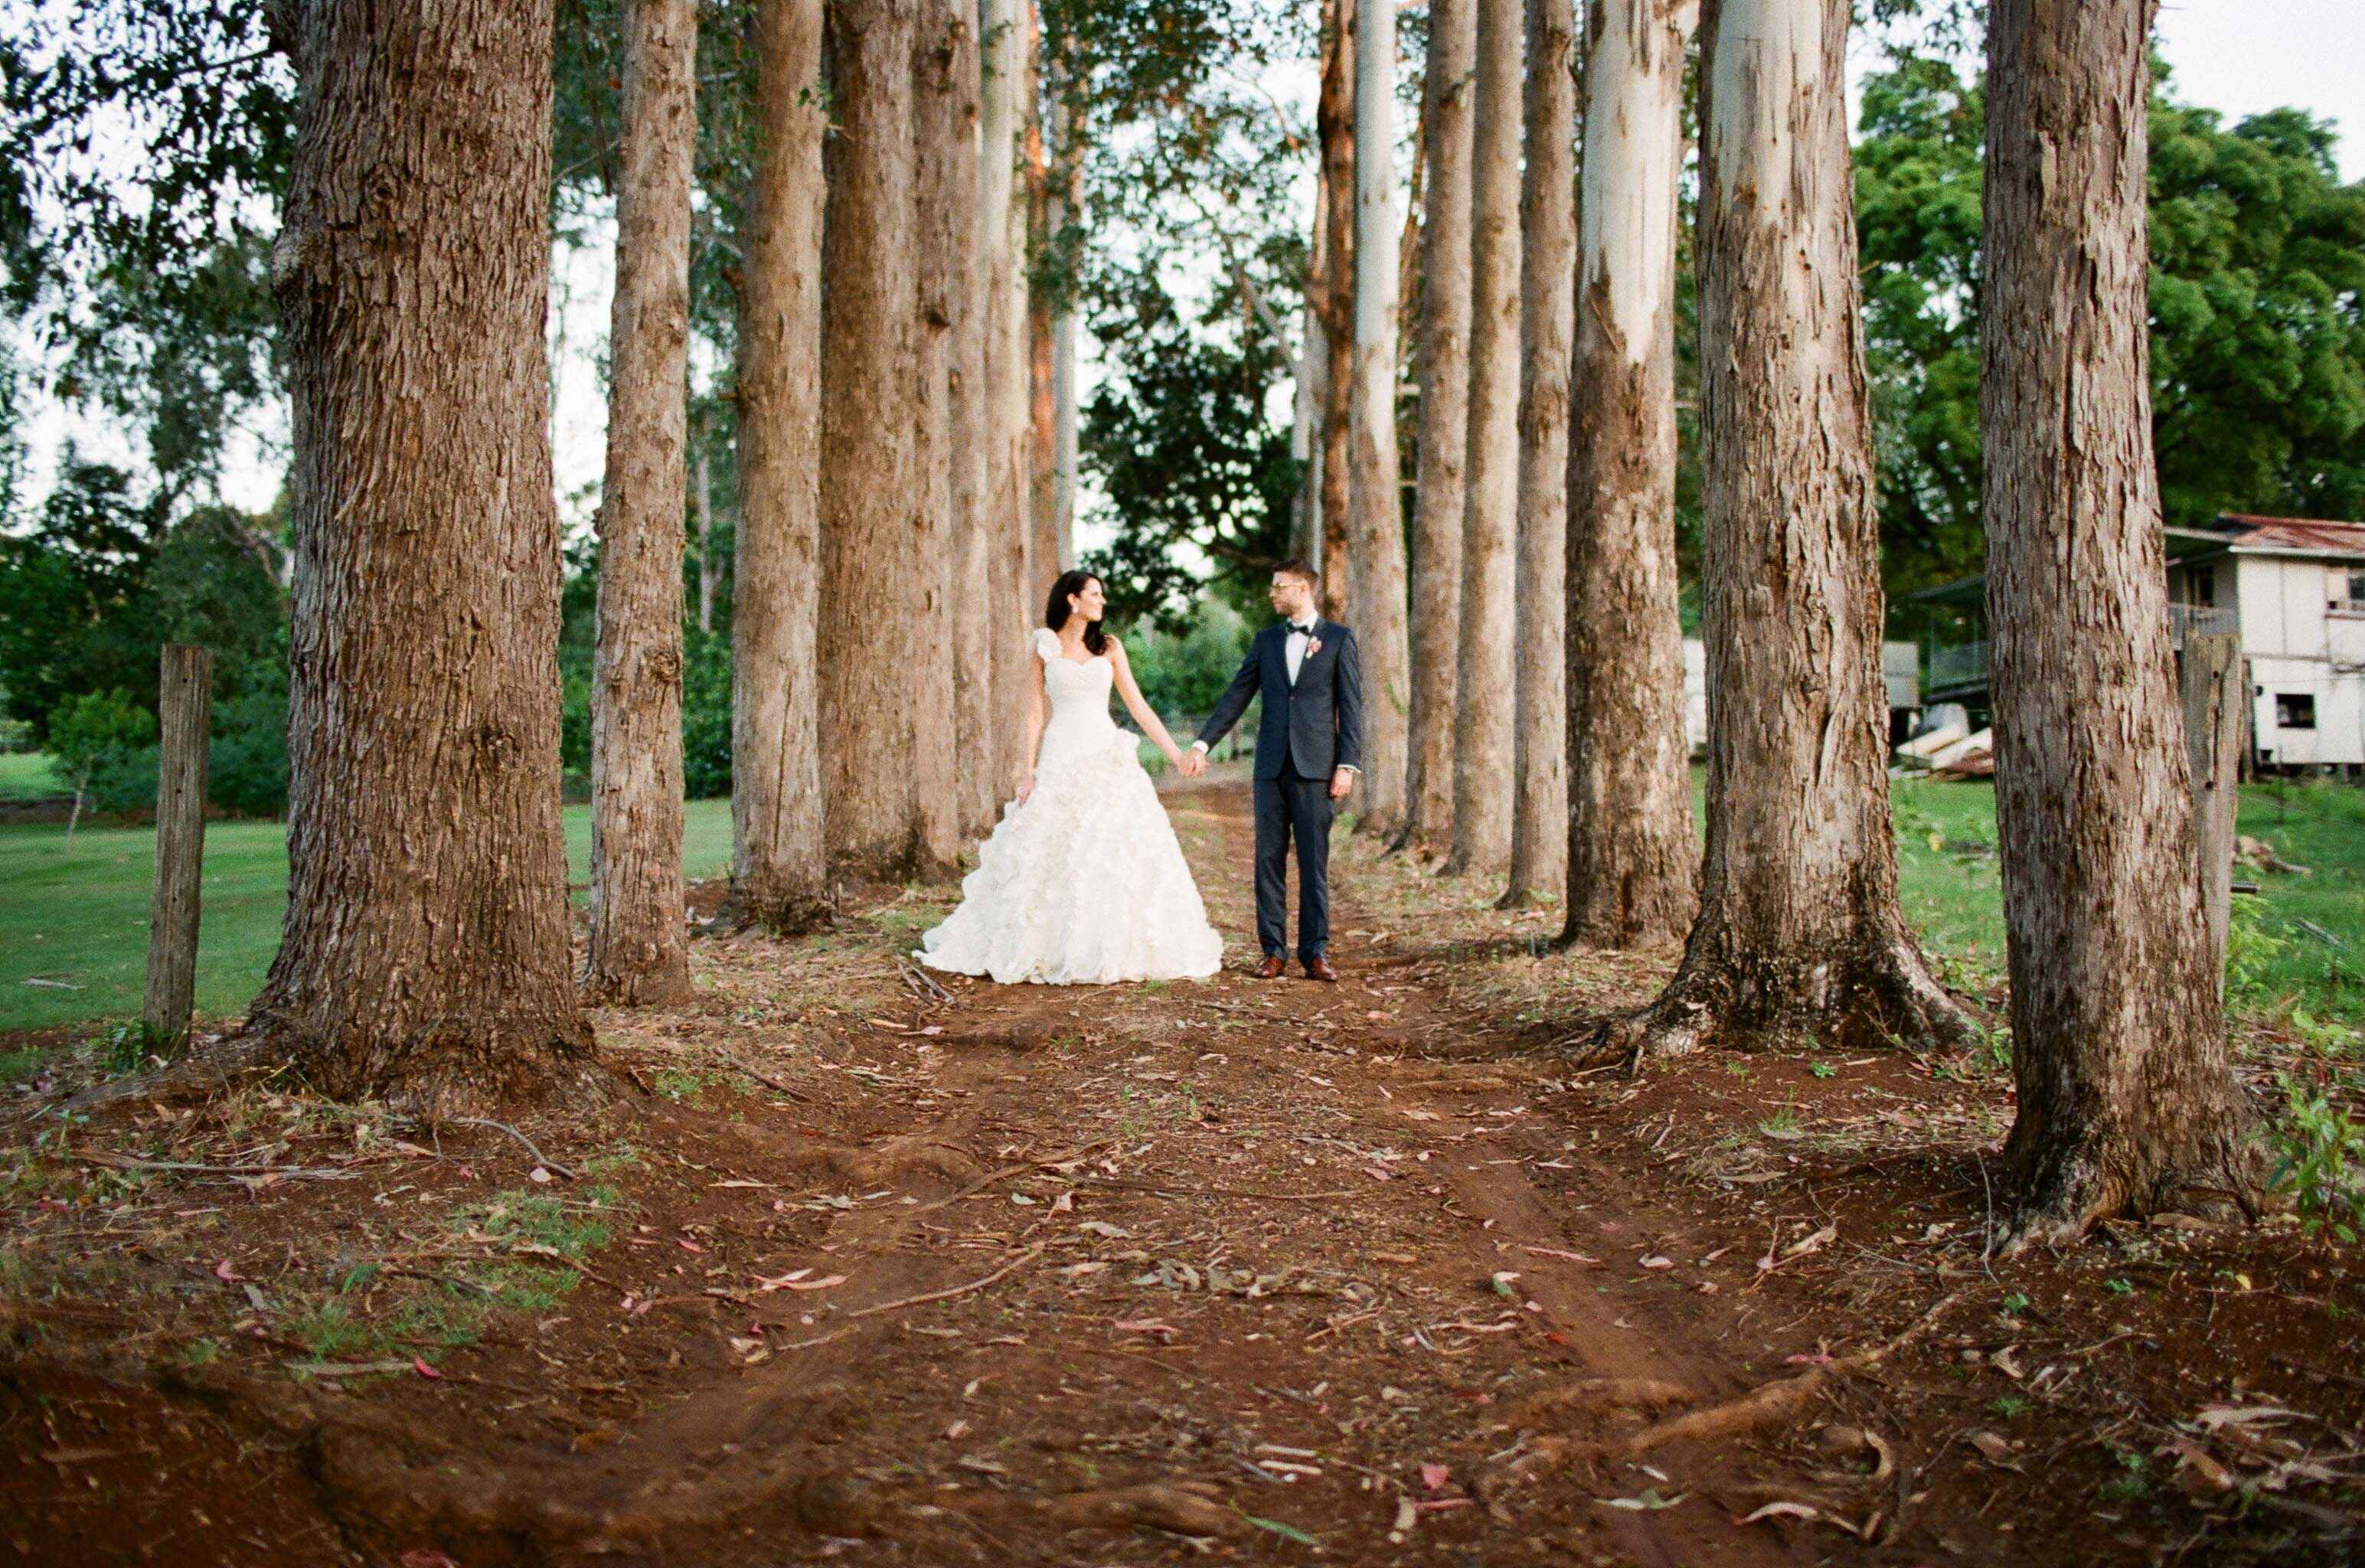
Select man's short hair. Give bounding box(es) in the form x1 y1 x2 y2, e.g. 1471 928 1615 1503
1274 558 1319 586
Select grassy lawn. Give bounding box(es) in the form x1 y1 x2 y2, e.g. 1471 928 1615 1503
4 778 2357 1054
0 752 65 802
1890 776 2364 1030
0 799 737 1039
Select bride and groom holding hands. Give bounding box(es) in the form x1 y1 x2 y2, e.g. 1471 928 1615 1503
919 560 1364 987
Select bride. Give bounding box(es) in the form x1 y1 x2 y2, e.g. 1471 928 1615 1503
917 570 1225 985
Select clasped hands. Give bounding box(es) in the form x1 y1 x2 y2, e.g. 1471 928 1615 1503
1174 748 1354 802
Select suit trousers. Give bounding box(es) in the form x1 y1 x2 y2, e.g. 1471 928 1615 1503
1253 764 1334 961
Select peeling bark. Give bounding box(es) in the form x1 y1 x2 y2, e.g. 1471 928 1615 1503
819 0 939 879
1400 0 1475 854
1315 0 1357 621
1561 0 1698 948
586 0 697 1007
254 0 596 1108
1446 0 1523 880
908 0 969 874
729 0 831 933
1599 0 1967 1063
980 0 1029 801
1982 0 2256 1244
937 2 995 839
1501 0 1575 906
1351 0 1411 833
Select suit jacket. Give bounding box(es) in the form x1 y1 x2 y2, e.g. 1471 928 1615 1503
1197 619 1365 781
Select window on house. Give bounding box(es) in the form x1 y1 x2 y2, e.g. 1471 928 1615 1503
2276 693 2318 730
2188 567 2216 606
2343 568 2365 610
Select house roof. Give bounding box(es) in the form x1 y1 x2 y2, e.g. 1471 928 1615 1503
2214 514 2365 561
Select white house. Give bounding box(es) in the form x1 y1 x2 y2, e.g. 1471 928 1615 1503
1915 513 2365 769
2180 514 2365 768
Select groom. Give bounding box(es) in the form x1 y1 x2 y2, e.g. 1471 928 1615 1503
1180 561 1364 982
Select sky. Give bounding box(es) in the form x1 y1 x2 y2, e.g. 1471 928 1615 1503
13 2 2365 534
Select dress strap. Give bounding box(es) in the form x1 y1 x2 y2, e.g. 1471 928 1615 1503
1033 627 1063 664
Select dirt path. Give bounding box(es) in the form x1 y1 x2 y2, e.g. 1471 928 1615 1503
28 776 2354 1565
488 779 1851 1565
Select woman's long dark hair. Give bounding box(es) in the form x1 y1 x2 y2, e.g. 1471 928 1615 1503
1044 570 1108 655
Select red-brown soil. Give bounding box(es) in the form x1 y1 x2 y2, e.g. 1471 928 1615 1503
4 776 2360 1566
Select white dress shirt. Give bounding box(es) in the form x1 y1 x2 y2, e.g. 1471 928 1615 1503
1285 619 1317 684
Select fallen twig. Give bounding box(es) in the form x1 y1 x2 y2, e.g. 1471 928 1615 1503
70 1151 355 1181
848 1245 1044 1319
439 1117 579 1181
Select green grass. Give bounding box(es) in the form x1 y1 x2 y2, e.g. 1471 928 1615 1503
0 799 735 1038
0 753 66 802
1887 776 2365 1030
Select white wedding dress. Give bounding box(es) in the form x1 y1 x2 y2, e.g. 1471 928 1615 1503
918 629 1224 985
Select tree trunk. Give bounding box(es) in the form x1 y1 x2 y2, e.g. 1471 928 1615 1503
144 643 211 1047
1292 240 1325 564
1562 0 1698 947
1600 0 1967 1063
1446 0 1522 877
587 0 696 1006
939 0 995 838
694 436 716 635
1399 0 1475 854
818 0 933 878
729 0 830 932
1982 0 2255 1243
1501 0 1573 906
1315 0 1357 622
255 0 596 1109
1023 6 1060 583
1350 0 1410 833
980 0 1028 801
1046 58 1080 564
906 0 965 874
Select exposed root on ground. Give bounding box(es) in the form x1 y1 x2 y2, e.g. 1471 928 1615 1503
1570 927 1974 1071
1498 1295 1959 1481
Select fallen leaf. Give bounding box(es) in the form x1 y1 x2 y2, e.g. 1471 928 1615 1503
2164 1440 2236 1498
213 1259 242 1282
528 1166 553 1184
1739 1501 1822 1527
1991 1346 2025 1380
1599 1489 1684 1511
1113 1318 1181 1341
1638 1255 1675 1271
1419 1462 1452 1492
411 1357 441 1380
1968 1430 2020 1468
1242 1516 1320 1546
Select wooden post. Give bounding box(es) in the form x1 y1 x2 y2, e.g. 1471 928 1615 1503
144 644 212 1047
2180 632 2243 994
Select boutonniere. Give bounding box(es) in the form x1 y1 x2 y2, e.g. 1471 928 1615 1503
1305 634 1323 658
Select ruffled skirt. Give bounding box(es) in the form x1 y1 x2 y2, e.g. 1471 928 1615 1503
918 728 1224 985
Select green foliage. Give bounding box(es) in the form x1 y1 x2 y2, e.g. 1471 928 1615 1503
1854 57 2365 613
2268 1072 2365 1246
1080 279 1298 631
1116 599 1254 717
2226 896 2292 1008
47 689 155 798
681 629 733 799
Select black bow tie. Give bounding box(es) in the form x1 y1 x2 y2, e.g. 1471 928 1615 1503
1289 622 1315 635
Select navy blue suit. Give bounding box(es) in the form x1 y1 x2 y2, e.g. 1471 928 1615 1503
1196 620 1365 961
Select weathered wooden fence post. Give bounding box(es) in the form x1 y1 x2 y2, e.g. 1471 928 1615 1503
2180 632 2243 994
144 643 212 1046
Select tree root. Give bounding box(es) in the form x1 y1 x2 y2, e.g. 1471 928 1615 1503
1503 1376 1697 1427
1500 1295 1958 1480
1570 926 1973 1071
1011 1481 1247 1538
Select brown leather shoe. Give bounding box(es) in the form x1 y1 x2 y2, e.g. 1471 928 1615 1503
1304 956 1339 984
1255 955 1288 979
